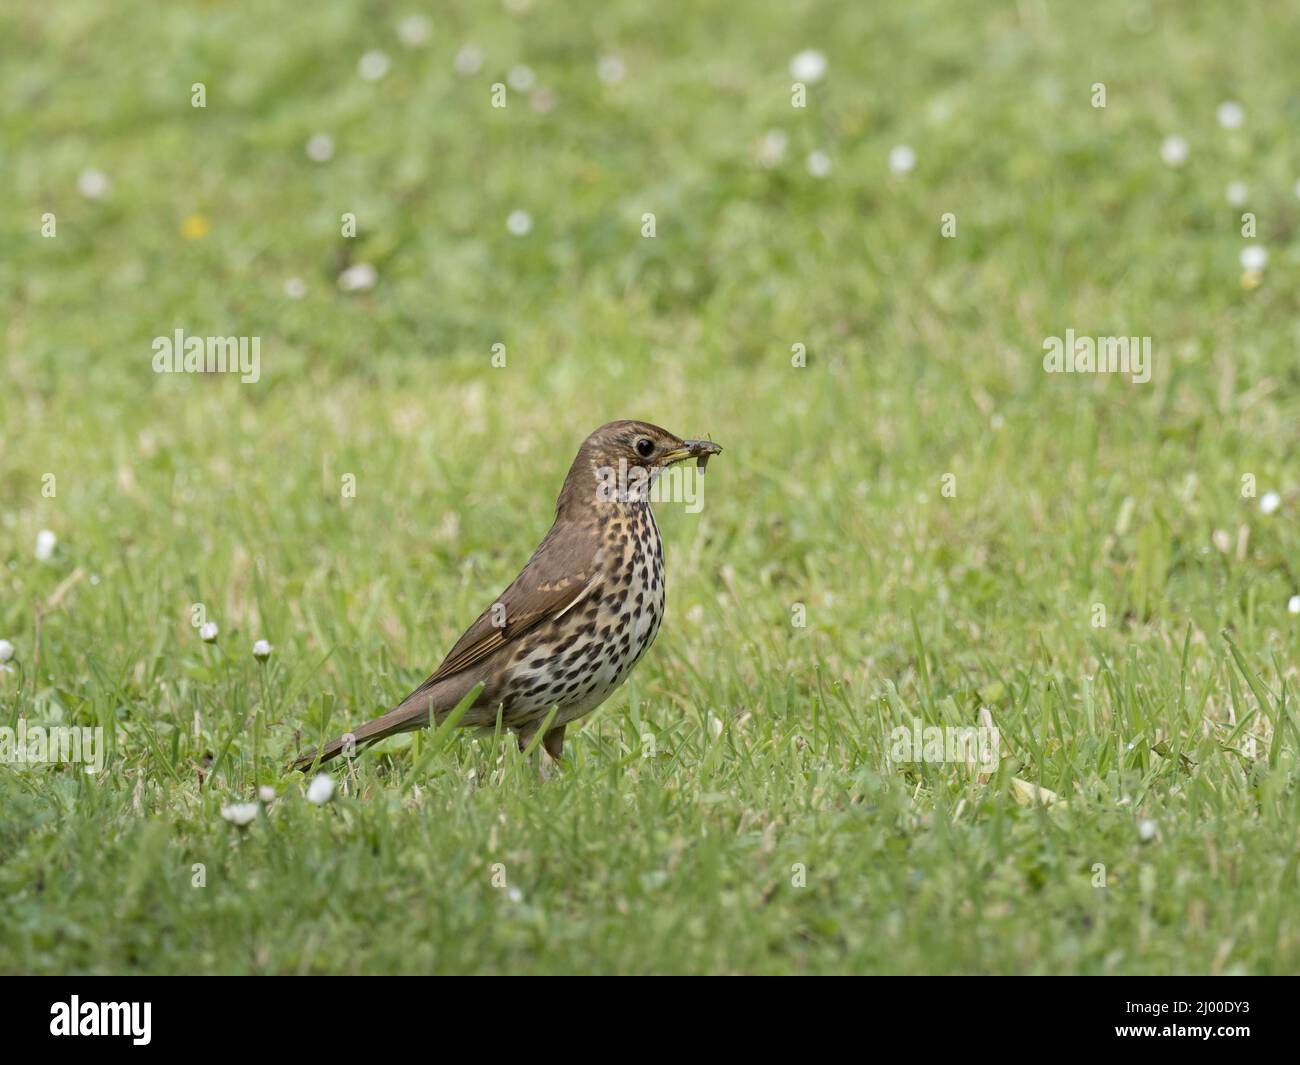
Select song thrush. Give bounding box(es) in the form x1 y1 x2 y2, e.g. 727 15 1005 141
293 420 721 770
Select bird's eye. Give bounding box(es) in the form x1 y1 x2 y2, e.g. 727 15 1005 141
635 438 655 458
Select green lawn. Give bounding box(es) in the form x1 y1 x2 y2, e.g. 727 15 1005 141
1 0 1298 974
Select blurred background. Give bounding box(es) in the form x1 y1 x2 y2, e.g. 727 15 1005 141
4 0 1296 671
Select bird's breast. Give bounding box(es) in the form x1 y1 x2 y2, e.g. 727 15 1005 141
498 506 666 728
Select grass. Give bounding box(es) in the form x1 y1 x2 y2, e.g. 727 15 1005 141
1 0 1298 974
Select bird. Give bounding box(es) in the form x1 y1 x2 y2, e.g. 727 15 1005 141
292 420 721 771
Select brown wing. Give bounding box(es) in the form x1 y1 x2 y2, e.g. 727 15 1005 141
290 518 604 770
427 518 601 685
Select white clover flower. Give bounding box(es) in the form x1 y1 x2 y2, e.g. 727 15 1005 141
221 802 258 826
1137 819 1157 842
398 15 432 47
806 150 832 178
1225 181 1248 207
0 639 14 663
889 144 917 176
1240 245 1267 273
927 97 954 125
1216 101 1244 129
253 639 272 661
305 133 335 163
1159 135 1188 167
597 54 625 85
199 621 219 643
454 43 484 76
507 886 524 903
1289 595 1300 615
507 65 536 92
258 785 277 803
307 773 335 805
358 50 391 82
506 209 533 236
1259 491 1281 515
789 49 827 84
338 262 378 292
755 129 788 169
283 277 307 300
35 529 57 561
78 168 110 200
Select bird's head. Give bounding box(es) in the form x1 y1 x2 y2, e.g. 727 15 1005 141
558 420 722 514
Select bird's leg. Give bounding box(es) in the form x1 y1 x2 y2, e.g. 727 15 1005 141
539 724 567 779
543 724 566 761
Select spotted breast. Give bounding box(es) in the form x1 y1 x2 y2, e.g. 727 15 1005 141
497 503 665 731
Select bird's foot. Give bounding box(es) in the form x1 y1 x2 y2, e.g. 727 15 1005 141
539 750 558 781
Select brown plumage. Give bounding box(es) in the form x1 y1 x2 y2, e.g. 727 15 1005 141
292 420 721 771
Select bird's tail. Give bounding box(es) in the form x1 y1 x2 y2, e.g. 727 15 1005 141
290 702 426 771
290 674 481 772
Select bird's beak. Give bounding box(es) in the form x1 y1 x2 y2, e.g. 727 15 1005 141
662 439 723 466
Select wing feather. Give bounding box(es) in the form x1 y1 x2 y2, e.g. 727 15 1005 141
423 518 602 686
